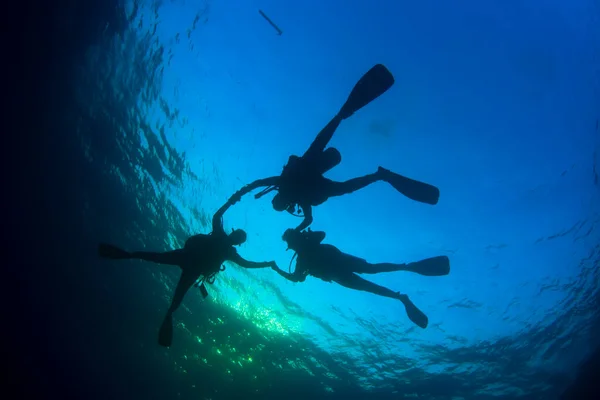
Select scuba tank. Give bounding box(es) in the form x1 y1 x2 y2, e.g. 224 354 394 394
255 155 302 199
255 149 341 217
284 228 327 273
193 229 235 298
284 149 341 179
314 147 341 175
254 155 304 216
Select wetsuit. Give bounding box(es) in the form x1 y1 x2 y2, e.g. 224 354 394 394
228 115 393 231
226 64 439 231
98 200 274 346
271 229 450 329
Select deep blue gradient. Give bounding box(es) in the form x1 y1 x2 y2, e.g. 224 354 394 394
62 0 600 398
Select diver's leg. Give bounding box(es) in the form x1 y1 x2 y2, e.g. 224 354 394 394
351 262 405 274
326 171 383 198
158 270 199 347
337 255 409 275
303 64 394 159
352 256 450 277
393 256 450 276
166 270 199 314
302 115 343 159
130 249 187 266
334 273 402 300
334 273 428 328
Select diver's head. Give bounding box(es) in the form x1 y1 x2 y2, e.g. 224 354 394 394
228 229 247 246
282 228 303 251
271 193 290 212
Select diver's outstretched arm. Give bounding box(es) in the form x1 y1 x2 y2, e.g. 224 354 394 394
228 176 279 201
229 252 275 269
271 264 307 283
211 198 236 234
295 204 313 231
211 177 279 233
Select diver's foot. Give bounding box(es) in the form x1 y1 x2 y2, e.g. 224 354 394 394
377 167 439 206
397 292 428 329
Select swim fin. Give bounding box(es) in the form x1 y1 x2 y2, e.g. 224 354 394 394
379 167 440 205
98 243 131 259
338 64 395 120
403 256 450 276
158 313 173 347
398 294 428 329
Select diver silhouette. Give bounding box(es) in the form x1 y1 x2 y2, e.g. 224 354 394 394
97 199 277 347
271 229 450 329
227 64 440 231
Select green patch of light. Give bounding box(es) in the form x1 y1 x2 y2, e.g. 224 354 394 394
215 299 297 336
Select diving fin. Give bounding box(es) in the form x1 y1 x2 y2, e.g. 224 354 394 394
404 256 450 277
98 243 131 260
379 167 440 205
338 64 395 120
398 294 428 329
158 313 173 347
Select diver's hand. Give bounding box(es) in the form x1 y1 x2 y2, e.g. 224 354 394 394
230 191 243 203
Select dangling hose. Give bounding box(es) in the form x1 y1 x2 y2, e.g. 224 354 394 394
288 252 298 273
196 264 226 287
205 264 226 284
255 186 277 199
284 203 306 218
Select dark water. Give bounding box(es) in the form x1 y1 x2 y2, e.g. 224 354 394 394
10 1 600 399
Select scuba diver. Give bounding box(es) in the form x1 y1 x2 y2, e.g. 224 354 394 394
271 229 450 329
97 199 277 347
227 64 440 231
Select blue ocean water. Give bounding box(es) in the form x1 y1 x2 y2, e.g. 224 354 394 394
57 0 600 398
